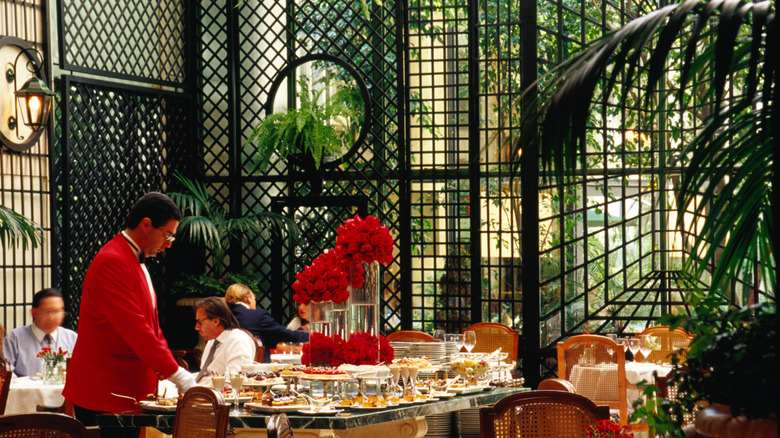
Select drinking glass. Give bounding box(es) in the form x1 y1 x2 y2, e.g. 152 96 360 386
432 329 445 342
639 334 653 363
445 334 463 353
229 371 245 414
627 338 640 361
463 330 477 353
212 372 226 392
605 334 618 358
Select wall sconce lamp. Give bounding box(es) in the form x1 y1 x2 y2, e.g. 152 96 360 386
1 37 55 152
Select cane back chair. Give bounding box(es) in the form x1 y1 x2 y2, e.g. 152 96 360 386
0 358 11 415
637 326 695 364
386 331 438 342
465 323 519 365
267 413 294 438
0 413 100 438
171 387 229 438
480 390 609 438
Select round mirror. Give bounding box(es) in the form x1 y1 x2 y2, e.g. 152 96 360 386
265 54 371 171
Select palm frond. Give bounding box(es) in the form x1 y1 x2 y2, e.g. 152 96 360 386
0 206 43 250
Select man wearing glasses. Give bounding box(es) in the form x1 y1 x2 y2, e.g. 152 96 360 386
3 288 78 376
63 192 196 436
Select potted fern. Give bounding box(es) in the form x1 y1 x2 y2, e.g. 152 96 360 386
247 74 360 172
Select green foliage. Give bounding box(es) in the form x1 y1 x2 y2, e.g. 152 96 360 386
0 206 42 250
247 75 358 171
633 297 778 435
171 270 266 297
167 172 300 278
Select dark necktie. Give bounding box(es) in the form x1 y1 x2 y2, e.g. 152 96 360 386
196 340 220 382
43 333 53 348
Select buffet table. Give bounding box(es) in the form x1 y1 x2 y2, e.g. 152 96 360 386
97 386 528 438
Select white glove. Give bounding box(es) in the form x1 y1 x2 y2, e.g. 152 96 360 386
168 366 196 393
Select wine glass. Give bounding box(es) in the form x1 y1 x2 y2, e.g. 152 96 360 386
605 334 618 358
463 330 477 353
445 333 463 354
229 371 245 414
639 335 653 363
627 338 640 361
432 329 445 342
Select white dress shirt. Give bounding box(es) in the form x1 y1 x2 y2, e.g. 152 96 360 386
196 328 255 386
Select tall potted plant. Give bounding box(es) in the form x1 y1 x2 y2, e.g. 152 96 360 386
520 1 776 435
167 172 300 282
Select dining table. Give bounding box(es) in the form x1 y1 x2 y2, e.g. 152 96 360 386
6 376 66 414
96 385 529 438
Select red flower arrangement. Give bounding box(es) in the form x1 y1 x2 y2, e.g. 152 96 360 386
292 250 351 304
301 332 394 366
334 215 394 288
587 420 631 438
37 346 68 364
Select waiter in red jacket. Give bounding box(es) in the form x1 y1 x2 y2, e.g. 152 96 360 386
63 192 195 436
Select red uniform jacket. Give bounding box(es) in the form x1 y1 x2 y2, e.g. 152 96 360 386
63 234 179 412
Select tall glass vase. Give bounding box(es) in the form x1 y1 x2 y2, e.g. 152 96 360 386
331 301 349 340
307 301 334 367
41 358 64 385
348 261 381 361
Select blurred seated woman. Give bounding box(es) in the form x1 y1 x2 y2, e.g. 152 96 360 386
286 302 310 333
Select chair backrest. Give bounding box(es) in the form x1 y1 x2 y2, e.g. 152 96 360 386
267 413 294 438
465 323 519 364
238 328 265 363
171 349 204 372
480 390 609 438
557 334 629 425
638 326 695 364
386 331 438 342
537 378 576 393
172 387 229 438
0 413 100 438
0 358 11 415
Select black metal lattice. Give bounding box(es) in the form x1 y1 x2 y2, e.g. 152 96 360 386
53 76 194 323
58 0 188 87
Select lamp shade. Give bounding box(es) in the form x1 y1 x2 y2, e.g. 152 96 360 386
14 76 55 131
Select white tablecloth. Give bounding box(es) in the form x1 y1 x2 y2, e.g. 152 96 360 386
6 376 66 414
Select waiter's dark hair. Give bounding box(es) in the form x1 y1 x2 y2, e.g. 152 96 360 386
32 288 63 308
124 192 182 229
195 297 240 330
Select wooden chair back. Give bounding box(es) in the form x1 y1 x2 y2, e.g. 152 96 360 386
480 390 609 438
238 328 265 363
172 387 229 438
557 334 629 425
0 358 11 415
0 413 100 438
267 413 294 438
537 378 576 393
465 323 519 364
638 326 694 364
386 331 438 342
171 349 203 371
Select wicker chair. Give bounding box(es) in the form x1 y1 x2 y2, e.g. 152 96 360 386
557 334 633 426
480 390 609 438
386 331 438 342
0 358 11 415
537 378 576 393
172 387 229 438
637 326 694 364
267 413 294 438
0 413 100 438
465 322 519 365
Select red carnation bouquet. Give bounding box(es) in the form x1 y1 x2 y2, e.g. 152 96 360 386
37 346 68 364
334 215 394 288
587 420 631 438
292 250 351 304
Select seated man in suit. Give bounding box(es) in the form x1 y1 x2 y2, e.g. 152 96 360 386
225 283 309 362
194 296 256 386
3 288 78 377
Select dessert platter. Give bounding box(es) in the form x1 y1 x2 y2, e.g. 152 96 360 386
138 400 178 412
245 394 310 413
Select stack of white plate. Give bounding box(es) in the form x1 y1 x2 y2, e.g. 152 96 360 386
411 342 446 361
390 342 412 359
456 407 482 438
424 413 452 438
443 341 460 356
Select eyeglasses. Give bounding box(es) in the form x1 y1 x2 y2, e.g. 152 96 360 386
157 228 176 242
195 316 213 326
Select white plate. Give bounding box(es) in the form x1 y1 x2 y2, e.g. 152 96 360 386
297 408 342 415
348 404 389 410
447 385 490 394
244 378 285 386
430 392 455 398
138 401 177 412
221 395 253 403
245 402 309 413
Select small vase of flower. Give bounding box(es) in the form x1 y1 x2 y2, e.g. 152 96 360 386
38 346 68 385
